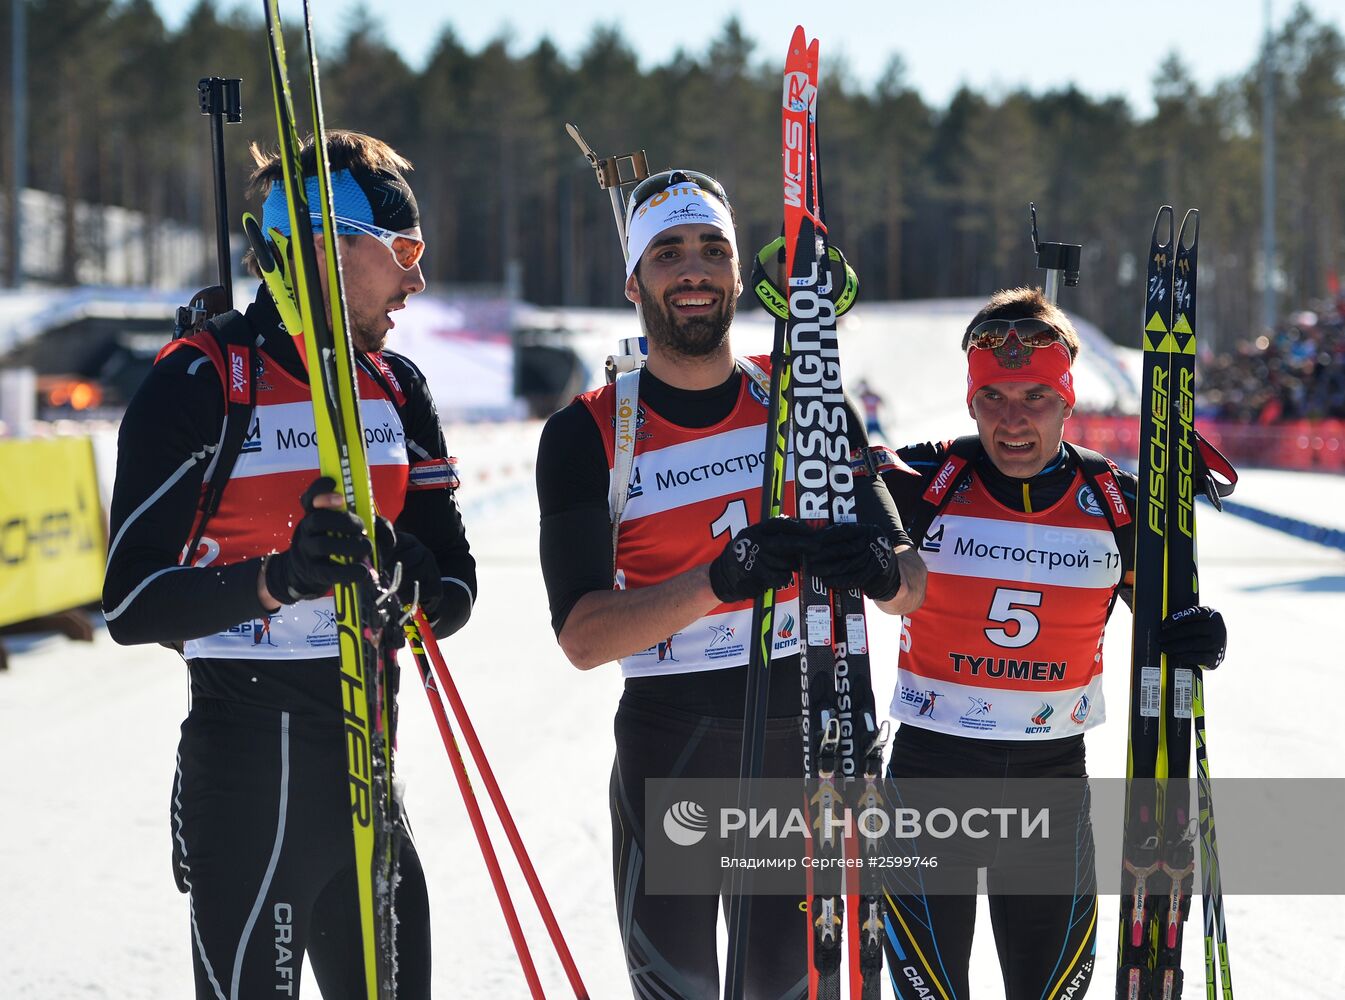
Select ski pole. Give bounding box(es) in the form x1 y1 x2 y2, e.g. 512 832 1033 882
410 610 590 999
405 624 546 998
199 76 243 307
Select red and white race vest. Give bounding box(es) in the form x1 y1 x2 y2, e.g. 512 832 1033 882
892 469 1121 739
578 356 800 678
183 351 409 661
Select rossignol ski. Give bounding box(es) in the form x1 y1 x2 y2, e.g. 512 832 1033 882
721 32 805 999
783 32 886 1000
262 2 397 996
1117 207 1236 1000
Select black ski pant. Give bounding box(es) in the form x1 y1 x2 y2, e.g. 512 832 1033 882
171 698 430 999
882 726 1097 1000
611 692 809 1000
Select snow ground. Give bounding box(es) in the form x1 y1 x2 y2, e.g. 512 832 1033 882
3 304 1343 998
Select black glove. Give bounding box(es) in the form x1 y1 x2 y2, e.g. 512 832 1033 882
709 517 815 603
375 518 444 625
1159 605 1227 669
263 476 373 604
807 522 904 601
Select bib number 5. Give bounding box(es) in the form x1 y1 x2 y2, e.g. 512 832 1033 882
984 588 1042 648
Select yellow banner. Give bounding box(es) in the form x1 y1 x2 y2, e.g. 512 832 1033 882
0 437 106 627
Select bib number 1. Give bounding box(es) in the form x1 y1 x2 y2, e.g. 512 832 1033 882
711 498 750 541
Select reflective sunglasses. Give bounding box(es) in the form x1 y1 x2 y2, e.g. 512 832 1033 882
312 213 425 270
967 317 1064 352
625 169 730 229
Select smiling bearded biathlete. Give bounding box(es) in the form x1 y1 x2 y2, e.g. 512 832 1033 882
872 287 1228 999
535 169 926 999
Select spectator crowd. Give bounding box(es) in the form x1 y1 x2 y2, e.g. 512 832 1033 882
1198 300 1345 423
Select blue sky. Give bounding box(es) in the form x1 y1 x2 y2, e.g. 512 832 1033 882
154 0 1342 114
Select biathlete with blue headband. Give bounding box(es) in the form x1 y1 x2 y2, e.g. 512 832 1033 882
103 130 475 999
535 169 928 999
869 287 1229 1000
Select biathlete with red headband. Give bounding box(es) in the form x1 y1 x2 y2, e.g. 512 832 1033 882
871 286 1228 999
535 168 927 999
103 130 475 999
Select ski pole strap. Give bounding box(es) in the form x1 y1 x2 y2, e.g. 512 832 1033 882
751 236 859 320
607 358 775 570
1194 431 1238 508
1061 442 1133 530
609 365 643 566
155 310 259 565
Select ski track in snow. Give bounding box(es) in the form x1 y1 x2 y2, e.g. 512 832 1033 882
3 308 1343 998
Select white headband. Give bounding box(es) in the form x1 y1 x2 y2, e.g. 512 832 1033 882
625 184 736 278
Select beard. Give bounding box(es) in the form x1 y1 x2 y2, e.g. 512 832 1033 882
346 303 390 353
350 318 387 354
637 273 736 359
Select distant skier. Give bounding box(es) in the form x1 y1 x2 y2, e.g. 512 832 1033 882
534 168 926 999
855 378 887 442
102 131 475 999
871 287 1228 999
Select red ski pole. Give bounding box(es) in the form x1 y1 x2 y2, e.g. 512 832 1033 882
410 610 590 999
406 626 546 999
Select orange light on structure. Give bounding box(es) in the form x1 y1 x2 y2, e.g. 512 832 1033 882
41 378 103 411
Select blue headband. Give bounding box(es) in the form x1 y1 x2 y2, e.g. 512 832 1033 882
262 167 415 237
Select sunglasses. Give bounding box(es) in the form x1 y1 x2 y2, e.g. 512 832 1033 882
312 214 425 270
625 169 730 230
967 317 1064 351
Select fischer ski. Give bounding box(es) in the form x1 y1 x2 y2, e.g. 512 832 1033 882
1117 207 1236 1000
1192 677 1234 999
261 1 397 996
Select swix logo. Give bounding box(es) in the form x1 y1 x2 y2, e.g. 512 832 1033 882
369 352 403 397
923 457 963 501
228 347 248 403
1098 472 1131 523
